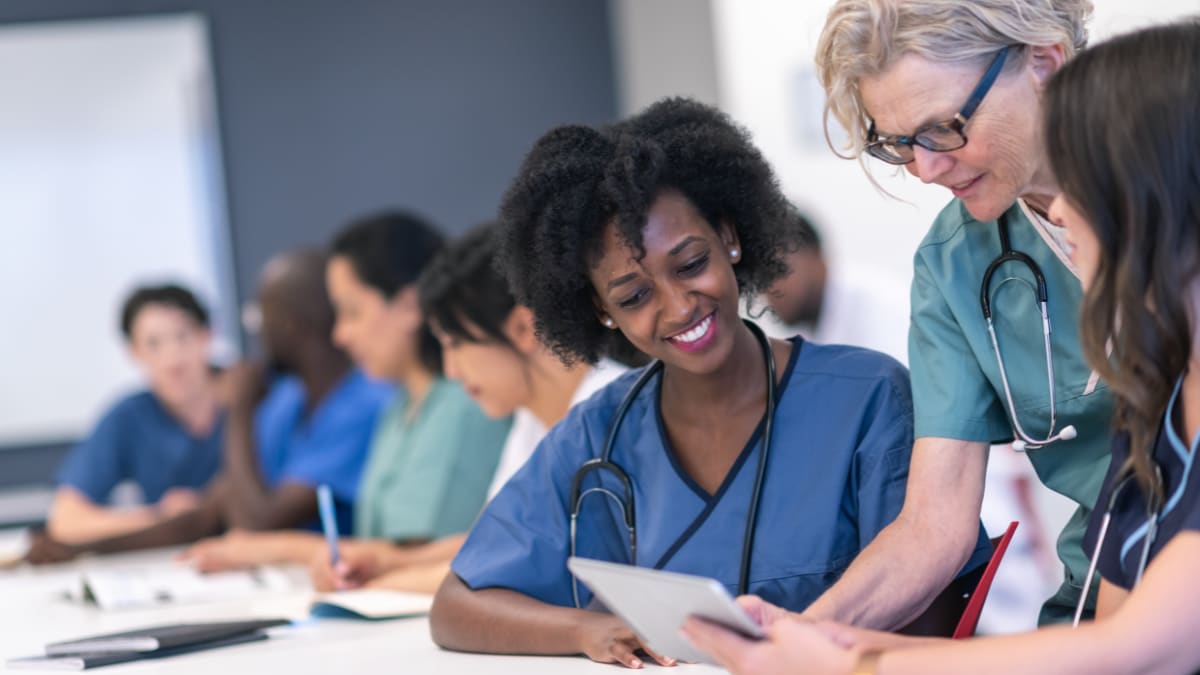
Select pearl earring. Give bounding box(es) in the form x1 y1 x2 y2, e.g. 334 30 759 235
729 249 739 258
602 317 615 328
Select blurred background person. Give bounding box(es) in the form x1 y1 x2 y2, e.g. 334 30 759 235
755 207 908 364
309 222 625 593
26 250 391 562
47 284 226 543
184 212 510 572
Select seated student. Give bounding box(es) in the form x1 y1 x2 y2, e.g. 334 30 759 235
428 98 966 669
307 222 625 593
48 285 226 543
25 250 391 562
182 212 511 571
682 20 1200 675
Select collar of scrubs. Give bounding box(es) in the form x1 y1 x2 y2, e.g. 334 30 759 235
1118 376 1200 564
626 337 801 570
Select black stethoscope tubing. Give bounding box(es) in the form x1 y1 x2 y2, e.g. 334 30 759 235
568 320 777 606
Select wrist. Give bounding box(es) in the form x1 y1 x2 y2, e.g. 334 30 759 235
851 649 884 675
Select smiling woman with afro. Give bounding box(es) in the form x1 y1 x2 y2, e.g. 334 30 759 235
430 96 926 670
494 97 800 365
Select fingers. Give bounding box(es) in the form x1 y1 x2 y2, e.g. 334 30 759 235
811 619 858 649
609 640 644 669
636 641 677 667
680 617 752 670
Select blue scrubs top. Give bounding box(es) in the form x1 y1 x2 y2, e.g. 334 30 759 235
254 369 393 533
453 338 990 611
1083 378 1200 590
56 391 224 504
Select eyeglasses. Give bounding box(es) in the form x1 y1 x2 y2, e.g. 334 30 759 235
865 46 1012 165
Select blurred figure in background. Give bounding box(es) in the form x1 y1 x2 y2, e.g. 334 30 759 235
184 212 510 571
757 208 908 364
309 223 624 593
48 284 226 543
26 250 391 562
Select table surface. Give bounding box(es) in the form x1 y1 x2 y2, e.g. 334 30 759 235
0 532 725 674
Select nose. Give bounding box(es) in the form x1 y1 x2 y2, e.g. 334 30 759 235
1047 194 1067 227
660 280 697 327
908 145 953 184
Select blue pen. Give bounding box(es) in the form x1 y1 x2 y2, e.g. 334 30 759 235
316 484 340 566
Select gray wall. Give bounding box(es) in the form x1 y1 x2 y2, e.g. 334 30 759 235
0 0 618 486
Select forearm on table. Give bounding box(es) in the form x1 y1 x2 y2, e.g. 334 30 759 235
368 560 452 594
429 574 593 656
47 495 161 544
241 531 324 564
385 533 467 568
876 621 1136 674
82 504 224 555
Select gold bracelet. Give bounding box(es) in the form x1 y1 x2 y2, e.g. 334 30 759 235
851 649 884 675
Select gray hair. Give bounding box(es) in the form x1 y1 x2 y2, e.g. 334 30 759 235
815 0 1092 160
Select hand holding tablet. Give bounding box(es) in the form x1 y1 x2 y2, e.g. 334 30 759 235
566 557 764 665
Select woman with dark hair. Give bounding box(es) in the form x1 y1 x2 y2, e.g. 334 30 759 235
684 19 1200 674
183 211 510 571
306 222 627 593
428 98 935 668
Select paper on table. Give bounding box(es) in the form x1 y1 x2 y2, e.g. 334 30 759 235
76 564 293 611
309 589 432 620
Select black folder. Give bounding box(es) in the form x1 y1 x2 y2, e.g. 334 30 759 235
6 618 289 670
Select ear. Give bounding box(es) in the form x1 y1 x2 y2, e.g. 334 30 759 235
503 305 540 354
718 220 742 264
591 293 619 330
1028 44 1067 89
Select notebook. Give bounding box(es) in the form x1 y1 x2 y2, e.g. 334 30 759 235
44 618 290 655
6 619 289 671
7 632 268 671
309 589 433 621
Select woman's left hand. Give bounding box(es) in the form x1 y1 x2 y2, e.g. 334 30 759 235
681 614 858 675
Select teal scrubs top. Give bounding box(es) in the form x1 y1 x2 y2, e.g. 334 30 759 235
354 377 510 542
910 199 1114 624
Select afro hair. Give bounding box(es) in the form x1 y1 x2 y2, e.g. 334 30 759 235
496 97 799 366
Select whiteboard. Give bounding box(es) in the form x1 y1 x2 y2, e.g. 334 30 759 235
0 14 238 447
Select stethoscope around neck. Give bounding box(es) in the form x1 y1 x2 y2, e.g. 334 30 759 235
981 213 1078 451
567 320 777 609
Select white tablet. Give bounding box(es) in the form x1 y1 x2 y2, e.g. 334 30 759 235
566 557 765 665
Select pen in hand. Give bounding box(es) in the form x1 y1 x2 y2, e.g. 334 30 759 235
316 484 340 567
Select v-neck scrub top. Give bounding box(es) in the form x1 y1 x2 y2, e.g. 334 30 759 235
909 199 1115 623
453 337 992 611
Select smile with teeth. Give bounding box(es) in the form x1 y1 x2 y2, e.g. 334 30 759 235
952 176 980 189
668 313 714 344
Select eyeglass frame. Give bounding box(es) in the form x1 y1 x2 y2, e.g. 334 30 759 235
864 45 1013 165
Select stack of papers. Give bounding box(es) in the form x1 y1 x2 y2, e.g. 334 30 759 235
75 564 293 610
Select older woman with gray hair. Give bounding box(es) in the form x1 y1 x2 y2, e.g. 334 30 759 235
684 17 1200 675
722 0 1113 634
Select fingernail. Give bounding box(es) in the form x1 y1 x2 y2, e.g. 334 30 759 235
631 658 642 668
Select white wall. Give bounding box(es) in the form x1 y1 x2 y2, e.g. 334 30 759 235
709 0 1200 295
0 14 237 446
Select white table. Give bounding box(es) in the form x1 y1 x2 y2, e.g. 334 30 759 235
0 539 725 674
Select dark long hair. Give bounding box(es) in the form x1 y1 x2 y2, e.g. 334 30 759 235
330 210 446 375
1044 18 1200 499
